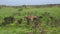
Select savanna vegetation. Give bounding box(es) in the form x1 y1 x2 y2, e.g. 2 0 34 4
0 4 60 34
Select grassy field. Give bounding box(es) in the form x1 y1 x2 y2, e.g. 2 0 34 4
0 6 60 34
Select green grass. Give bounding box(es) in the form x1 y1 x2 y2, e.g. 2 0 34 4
0 6 60 34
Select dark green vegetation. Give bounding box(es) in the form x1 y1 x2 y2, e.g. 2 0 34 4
0 4 60 34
